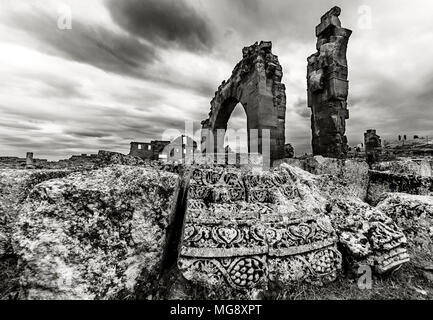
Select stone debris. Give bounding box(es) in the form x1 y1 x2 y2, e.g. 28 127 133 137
376 193 433 274
364 129 382 165
327 198 409 274
0 169 72 258
178 165 342 293
1 6 433 301
2 159 432 299
0 150 145 170
274 156 369 200
201 41 286 163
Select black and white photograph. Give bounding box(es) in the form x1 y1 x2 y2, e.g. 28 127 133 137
1 0 433 311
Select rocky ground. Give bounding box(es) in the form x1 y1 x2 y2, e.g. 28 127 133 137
1 153 432 300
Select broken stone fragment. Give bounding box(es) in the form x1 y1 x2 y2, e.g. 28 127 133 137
315 6 342 37
376 193 433 273
202 40 287 162
0 169 73 259
12 165 180 299
308 69 324 92
307 6 352 159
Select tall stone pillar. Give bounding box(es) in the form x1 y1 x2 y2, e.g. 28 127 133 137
307 6 352 158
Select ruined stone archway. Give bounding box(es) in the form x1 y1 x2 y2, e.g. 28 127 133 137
201 41 286 163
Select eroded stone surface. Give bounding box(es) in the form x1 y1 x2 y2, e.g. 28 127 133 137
12 166 180 299
178 163 409 293
274 156 369 200
201 41 286 163
0 170 72 258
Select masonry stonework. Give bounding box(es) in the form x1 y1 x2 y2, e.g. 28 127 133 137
307 7 351 158
201 41 286 164
364 129 382 164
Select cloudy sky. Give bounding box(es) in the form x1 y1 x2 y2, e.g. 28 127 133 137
1 0 433 159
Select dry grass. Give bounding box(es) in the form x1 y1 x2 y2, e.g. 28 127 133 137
1 258 431 300
269 263 433 300
0 255 20 300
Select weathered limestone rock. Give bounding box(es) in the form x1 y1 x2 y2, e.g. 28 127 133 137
178 165 341 295
201 41 286 164
307 7 352 158
12 166 180 299
95 150 145 166
368 171 433 205
302 156 369 200
376 193 433 275
274 156 370 200
25 152 34 169
327 198 409 274
373 159 433 177
0 170 72 258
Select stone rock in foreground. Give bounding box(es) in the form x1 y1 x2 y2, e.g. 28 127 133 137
177 164 408 296
179 166 341 297
376 193 433 274
12 166 180 299
327 198 409 274
372 160 432 177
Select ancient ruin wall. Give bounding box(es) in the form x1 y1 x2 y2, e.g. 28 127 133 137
201 41 286 163
365 129 382 164
307 7 352 158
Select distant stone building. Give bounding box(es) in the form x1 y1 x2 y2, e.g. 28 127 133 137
129 140 170 160
383 135 433 158
364 129 382 164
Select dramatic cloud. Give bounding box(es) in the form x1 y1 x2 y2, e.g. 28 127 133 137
106 0 214 51
1 0 433 159
2 6 158 79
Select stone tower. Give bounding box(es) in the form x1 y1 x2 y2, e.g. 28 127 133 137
364 129 382 164
307 7 352 158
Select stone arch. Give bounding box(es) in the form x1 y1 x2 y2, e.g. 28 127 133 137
201 41 286 163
